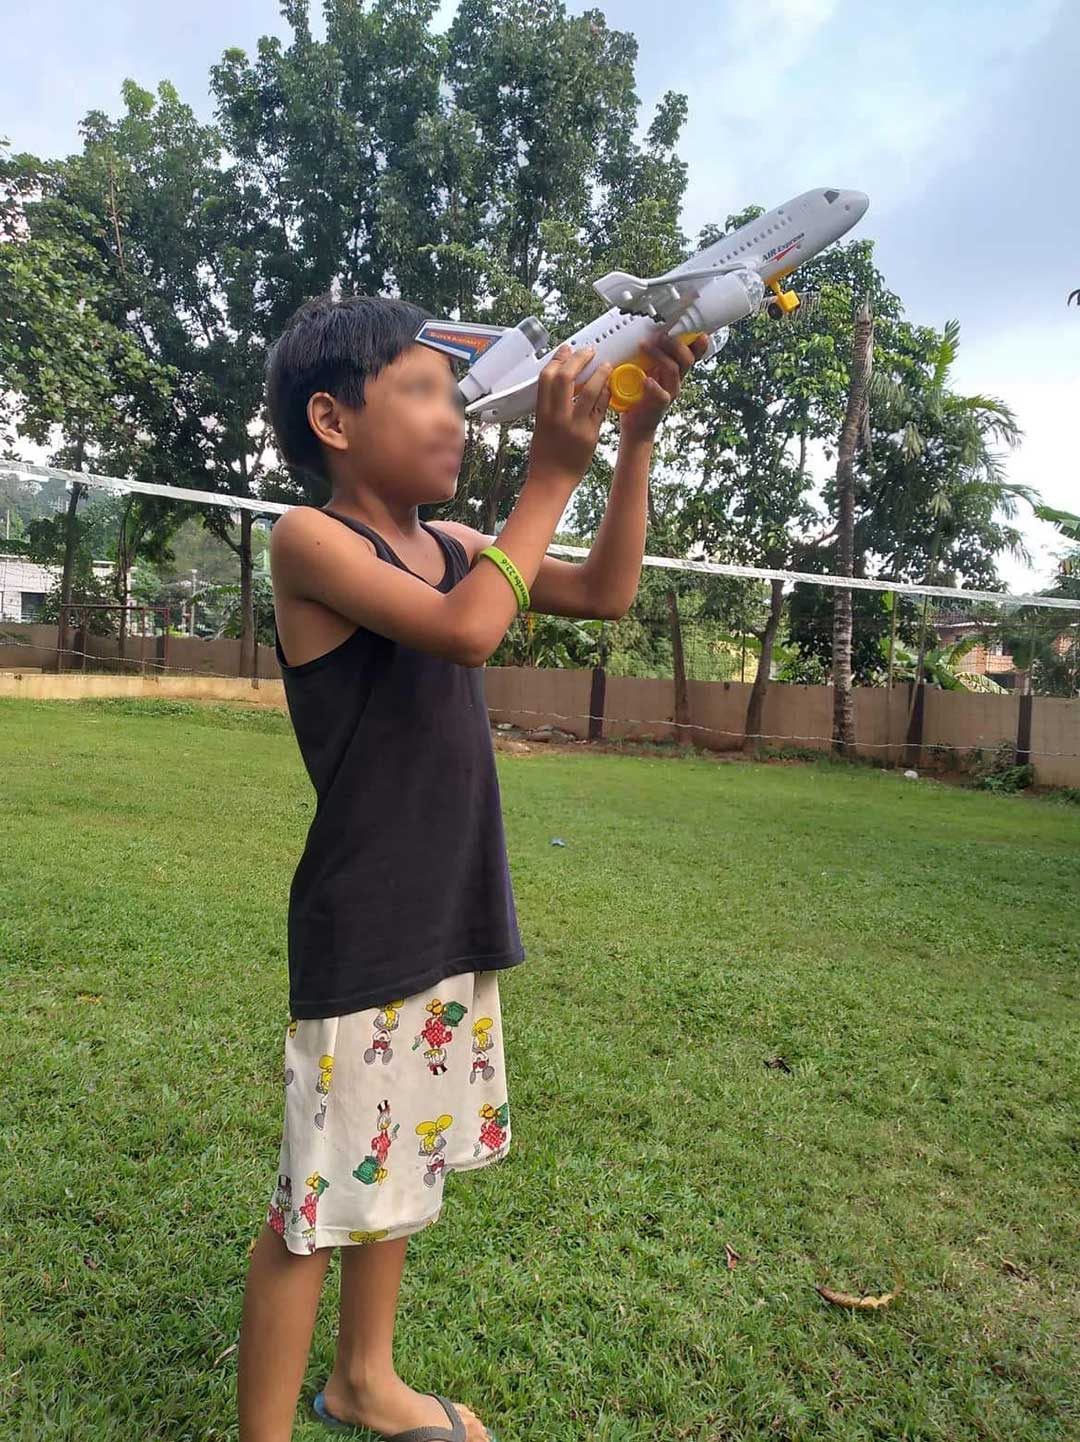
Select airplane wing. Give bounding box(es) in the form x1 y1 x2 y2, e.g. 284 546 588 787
462 371 536 420
593 262 747 320
413 319 514 366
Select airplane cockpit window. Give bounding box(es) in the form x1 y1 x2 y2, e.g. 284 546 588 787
824 189 840 203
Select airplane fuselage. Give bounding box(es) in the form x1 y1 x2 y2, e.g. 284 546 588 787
465 188 869 426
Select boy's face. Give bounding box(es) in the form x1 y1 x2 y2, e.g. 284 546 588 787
311 342 467 505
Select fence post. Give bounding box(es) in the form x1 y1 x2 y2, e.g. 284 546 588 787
1016 691 1033 767
904 680 925 768
588 664 606 741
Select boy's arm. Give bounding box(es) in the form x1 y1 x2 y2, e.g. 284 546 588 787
270 345 611 668
433 330 708 621
431 427 654 621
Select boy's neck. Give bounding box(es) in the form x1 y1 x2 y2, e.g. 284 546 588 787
324 487 423 542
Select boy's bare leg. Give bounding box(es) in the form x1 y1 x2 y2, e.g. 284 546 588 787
322 1232 493 1442
237 1222 333 1442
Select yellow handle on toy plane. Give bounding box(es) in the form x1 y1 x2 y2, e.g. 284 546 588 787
607 332 706 412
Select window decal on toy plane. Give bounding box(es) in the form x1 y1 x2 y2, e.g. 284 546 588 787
763 234 803 264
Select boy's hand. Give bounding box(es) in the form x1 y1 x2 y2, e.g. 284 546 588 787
618 331 710 442
528 344 613 487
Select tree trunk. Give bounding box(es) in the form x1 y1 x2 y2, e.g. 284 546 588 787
115 495 134 667
905 528 942 737
480 426 510 534
742 578 785 755
238 508 255 678
667 588 691 745
832 302 873 756
886 591 898 689
56 430 86 673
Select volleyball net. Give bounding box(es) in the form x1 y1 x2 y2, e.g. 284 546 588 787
1 459 1078 771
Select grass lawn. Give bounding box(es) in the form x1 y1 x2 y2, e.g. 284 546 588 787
2 696 1077 1442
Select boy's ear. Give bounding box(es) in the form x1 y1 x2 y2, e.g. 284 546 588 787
307 391 350 452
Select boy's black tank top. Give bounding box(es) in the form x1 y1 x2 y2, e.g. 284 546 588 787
274 508 525 1019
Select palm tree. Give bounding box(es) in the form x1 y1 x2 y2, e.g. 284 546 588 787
870 320 1031 747
832 301 874 757
1033 503 1080 540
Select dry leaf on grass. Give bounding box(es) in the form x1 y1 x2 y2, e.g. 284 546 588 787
725 1243 741 1270
815 1264 906 1310
999 1257 1032 1281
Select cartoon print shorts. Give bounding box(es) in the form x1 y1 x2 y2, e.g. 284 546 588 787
266 968 511 1255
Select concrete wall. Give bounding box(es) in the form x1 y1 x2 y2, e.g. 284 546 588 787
852 685 910 766
0 623 62 669
0 622 280 679
1031 695 1080 788
483 665 593 735
922 689 1020 758
0 669 285 708
2 635 1077 788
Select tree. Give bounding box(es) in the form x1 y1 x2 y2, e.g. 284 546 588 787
831 301 873 754
0 143 178 667
883 633 1009 693
439 1 686 533
868 319 1029 746
669 224 899 753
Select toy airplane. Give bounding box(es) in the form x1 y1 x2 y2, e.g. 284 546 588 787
415 188 869 425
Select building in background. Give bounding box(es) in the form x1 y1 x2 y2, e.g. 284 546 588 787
934 608 1075 689
0 554 113 623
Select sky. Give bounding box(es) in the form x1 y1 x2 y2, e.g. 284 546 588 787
4 0 1077 593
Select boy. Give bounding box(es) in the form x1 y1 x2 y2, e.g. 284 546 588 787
238 294 705 1442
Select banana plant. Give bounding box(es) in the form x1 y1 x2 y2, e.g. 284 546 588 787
491 612 604 669
879 632 1008 693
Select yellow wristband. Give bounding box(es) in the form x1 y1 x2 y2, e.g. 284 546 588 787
478 545 530 612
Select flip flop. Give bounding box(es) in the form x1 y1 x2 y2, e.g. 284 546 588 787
312 1388 498 1442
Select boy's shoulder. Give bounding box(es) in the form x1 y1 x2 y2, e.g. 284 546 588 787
427 518 490 565
270 506 379 601
272 505 378 561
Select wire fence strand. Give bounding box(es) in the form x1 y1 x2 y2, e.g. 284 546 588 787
2 633 1077 761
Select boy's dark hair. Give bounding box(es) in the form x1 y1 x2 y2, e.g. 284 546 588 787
265 293 432 488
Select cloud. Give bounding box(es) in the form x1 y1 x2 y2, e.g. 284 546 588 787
3 1 304 160
5 0 1074 595
633 0 1075 592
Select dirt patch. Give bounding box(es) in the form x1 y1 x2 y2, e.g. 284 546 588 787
491 726 746 763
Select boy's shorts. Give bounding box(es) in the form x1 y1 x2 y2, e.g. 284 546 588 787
265 969 510 1254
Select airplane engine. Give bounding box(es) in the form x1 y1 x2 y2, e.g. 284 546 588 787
458 317 551 404
700 327 730 361
667 270 765 339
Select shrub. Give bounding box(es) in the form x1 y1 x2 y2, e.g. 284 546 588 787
971 738 1033 794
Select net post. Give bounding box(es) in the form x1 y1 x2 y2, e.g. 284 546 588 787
1016 692 1033 767
588 664 606 741
904 680 925 769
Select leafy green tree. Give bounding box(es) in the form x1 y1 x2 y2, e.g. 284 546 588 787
0 142 178 665
866 318 1031 736
667 221 899 748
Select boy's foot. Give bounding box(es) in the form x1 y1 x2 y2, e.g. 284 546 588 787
320 1372 493 1441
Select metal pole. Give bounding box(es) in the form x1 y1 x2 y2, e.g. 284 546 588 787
887 590 897 689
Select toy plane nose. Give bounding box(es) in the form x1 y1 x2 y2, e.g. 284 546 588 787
836 189 869 219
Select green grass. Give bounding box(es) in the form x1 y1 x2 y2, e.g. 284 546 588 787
2 696 1078 1442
